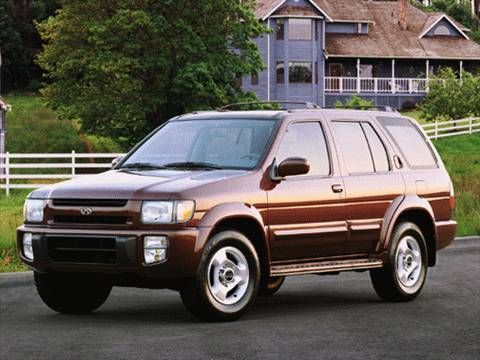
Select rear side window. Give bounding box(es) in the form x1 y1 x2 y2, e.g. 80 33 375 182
276 122 330 177
332 122 374 174
378 117 437 169
361 123 390 172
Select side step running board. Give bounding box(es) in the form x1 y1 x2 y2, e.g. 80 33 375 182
270 258 384 277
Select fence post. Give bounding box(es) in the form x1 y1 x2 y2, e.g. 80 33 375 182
71 150 76 177
5 151 10 197
434 122 438 140
469 118 473 135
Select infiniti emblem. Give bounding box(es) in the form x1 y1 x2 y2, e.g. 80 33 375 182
80 208 93 216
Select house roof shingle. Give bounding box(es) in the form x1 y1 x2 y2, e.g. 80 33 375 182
255 0 480 60
324 1 480 59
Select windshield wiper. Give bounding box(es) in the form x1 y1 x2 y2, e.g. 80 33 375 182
162 162 224 170
118 162 167 171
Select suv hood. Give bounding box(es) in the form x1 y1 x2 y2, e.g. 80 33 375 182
30 169 248 200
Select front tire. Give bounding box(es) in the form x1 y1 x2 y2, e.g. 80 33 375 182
34 272 112 314
180 230 260 322
370 222 428 302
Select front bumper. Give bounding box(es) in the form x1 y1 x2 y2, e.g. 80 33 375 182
17 225 210 279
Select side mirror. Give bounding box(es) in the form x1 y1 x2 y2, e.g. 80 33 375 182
111 156 123 168
270 157 310 181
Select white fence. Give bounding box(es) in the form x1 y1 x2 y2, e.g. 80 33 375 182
1 118 479 196
325 77 428 94
421 117 480 139
0 152 123 196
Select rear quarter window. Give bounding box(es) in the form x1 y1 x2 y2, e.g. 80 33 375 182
377 117 437 169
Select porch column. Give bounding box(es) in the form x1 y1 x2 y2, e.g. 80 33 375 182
357 58 361 93
392 59 396 94
267 18 271 101
426 59 429 81
460 60 463 79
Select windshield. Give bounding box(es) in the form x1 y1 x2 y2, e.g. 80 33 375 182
121 119 277 170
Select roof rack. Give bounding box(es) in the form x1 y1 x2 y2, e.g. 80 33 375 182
326 105 399 113
217 101 321 111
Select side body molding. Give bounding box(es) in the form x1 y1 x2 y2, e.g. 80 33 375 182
379 195 437 252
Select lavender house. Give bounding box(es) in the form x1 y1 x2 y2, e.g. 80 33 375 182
242 0 480 109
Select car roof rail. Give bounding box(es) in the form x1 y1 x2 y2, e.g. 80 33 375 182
217 101 321 111
326 105 399 113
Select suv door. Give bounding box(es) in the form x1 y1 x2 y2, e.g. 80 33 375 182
267 121 347 262
329 118 405 255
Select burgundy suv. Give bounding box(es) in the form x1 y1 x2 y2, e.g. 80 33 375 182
18 106 456 321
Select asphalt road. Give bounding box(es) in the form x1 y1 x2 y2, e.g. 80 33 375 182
1 238 479 360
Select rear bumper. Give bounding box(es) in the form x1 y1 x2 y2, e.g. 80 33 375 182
436 220 457 250
17 225 211 279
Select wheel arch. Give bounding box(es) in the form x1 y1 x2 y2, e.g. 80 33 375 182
197 203 270 275
382 195 437 267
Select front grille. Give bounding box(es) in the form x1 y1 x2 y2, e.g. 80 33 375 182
53 215 128 225
47 236 117 264
52 199 128 207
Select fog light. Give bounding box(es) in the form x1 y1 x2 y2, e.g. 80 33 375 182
23 233 34 260
144 236 168 264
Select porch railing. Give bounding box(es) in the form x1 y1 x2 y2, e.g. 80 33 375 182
325 77 428 94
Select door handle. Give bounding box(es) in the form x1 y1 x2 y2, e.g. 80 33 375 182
332 184 344 193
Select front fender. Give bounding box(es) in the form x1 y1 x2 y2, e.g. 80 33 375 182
195 202 268 253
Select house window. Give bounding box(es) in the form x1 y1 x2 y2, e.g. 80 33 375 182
360 64 373 78
276 62 285 84
357 23 362 33
289 19 312 40
276 19 285 40
289 62 313 83
251 73 259 86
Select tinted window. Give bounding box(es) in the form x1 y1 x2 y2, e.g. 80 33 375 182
332 122 374 174
378 117 437 168
276 122 330 177
361 123 390 172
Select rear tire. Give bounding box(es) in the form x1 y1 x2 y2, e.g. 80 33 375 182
370 222 428 302
180 230 260 322
259 276 285 296
34 272 112 314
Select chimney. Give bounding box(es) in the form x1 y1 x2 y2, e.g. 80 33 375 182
398 0 408 31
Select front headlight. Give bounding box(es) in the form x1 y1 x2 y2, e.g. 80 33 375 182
24 199 47 223
141 200 195 224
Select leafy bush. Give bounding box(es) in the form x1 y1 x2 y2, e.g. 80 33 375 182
420 68 480 121
335 95 374 110
85 135 123 153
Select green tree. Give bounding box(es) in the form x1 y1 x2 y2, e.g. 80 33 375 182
37 0 267 146
420 67 480 120
0 0 58 92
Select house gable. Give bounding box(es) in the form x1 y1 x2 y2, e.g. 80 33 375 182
419 15 469 40
261 0 332 21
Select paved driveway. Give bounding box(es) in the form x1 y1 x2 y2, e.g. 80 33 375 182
1 238 479 360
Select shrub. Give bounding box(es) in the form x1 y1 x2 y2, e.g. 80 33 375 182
420 68 480 121
335 95 374 110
